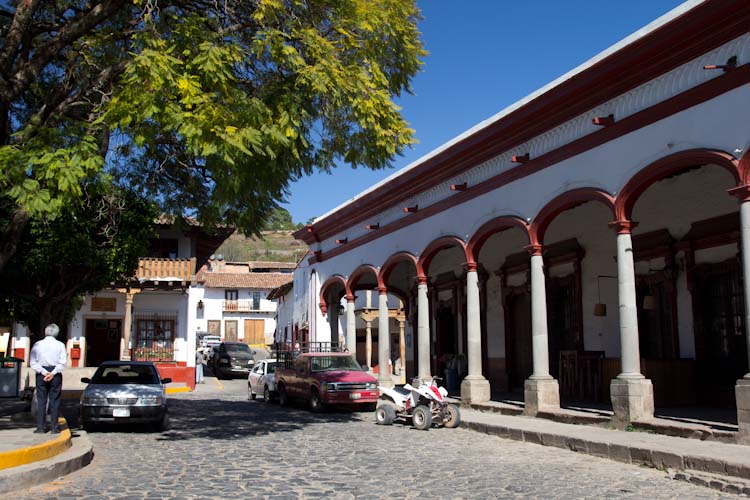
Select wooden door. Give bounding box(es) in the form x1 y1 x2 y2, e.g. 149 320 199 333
505 291 533 391
244 319 265 346
546 275 580 385
85 319 121 367
224 320 238 342
207 320 221 336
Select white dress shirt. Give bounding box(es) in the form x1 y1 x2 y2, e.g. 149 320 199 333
29 336 67 376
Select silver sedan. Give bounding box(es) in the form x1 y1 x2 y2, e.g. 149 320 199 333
80 361 171 431
248 359 277 402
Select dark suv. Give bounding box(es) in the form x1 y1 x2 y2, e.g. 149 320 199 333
212 342 256 379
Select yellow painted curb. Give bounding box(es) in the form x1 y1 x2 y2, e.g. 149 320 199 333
165 387 191 394
215 378 224 391
0 418 71 471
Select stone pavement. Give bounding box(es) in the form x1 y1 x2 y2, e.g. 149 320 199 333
1 376 748 500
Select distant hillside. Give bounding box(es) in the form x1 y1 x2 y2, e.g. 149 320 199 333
215 231 307 263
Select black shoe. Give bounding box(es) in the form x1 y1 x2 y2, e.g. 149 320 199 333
33 429 46 434
50 428 61 434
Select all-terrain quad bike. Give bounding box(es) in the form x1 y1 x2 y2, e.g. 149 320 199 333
375 376 460 430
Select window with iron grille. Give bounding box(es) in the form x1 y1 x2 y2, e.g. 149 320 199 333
133 312 176 361
225 289 238 301
252 291 261 310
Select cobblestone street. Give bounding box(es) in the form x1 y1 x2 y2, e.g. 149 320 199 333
5 376 745 500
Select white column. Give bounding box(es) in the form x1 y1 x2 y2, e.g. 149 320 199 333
365 320 372 369
734 194 750 437
466 268 483 377
461 266 490 402
529 251 550 379
417 278 431 381
609 220 653 424
346 296 356 356
121 292 135 361
377 289 393 387
398 319 406 384
524 245 559 415
740 200 750 378
616 229 643 379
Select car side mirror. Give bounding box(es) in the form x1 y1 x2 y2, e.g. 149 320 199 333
162 378 172 384
81 377 91 383
361 364 368 371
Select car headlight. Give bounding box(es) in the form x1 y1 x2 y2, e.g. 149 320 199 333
365 382 377 390
220 358 230 365
139 396 164 406
81 397 107 406
323 383 336 391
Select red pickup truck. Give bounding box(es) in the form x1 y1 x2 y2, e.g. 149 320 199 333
275 351 379 412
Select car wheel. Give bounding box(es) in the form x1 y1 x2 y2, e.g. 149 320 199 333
155 412 170 432
375 404 396 425
264 385 273 403
443 403 461 428
309 389 323 413
412 405 432 431
249 385 257 400
81 420 95 432
278 384 288 406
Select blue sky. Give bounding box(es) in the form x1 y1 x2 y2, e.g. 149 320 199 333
281 0 685 225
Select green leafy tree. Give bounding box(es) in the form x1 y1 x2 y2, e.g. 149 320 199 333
0 183 157 339
0 0 425 270
263 207 296 231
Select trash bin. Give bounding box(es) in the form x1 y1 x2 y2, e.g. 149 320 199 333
0 357 23 398
444 368 458 391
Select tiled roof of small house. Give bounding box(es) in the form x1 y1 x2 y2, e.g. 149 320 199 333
267 281 294 300
201 272 293 290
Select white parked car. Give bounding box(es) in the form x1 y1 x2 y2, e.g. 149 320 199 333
248 359 277 402
200 335 221 349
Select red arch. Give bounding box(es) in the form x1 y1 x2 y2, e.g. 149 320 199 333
319 275 349 314
615 149 741 221
530 188 616 246
417 235 469 277
379 252 418 285
467 216 530 263
347 264 382 293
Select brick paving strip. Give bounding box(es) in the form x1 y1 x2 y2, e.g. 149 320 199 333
460 407 750 493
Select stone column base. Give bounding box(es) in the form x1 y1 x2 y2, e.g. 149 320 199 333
736 376 750 438
378 375 394 389
610 377 654 426
460 376 490 403
523 378 560 416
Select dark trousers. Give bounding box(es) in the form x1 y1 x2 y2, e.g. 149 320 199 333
36 367 62 431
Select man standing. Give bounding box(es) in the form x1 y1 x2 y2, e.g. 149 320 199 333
29 324 67 434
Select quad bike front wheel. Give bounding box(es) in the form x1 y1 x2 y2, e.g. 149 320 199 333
412 405 432 430
375 404 396 425
443 403 461 428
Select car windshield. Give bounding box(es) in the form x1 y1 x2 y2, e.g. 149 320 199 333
225 344 252 355
310 355 362 372
91 364 160 385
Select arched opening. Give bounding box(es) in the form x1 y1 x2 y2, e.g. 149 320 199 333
417 236 471 392
468 217 531 397
621 151 744 425
318 275 349 348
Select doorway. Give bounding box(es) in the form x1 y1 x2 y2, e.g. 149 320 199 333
85 318 122 367
224 320 238 342
505 288 533 391
692 260 748 407
244 319 265 346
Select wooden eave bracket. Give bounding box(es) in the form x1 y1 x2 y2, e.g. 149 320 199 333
592 114 615 126
403 205 418 213
335 238 348 245
511 153 530 163
365 223 380 230
450 182 467 191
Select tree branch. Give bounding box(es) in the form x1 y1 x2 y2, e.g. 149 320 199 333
0 0 41 79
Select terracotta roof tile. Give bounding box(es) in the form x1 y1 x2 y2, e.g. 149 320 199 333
202 272 293 289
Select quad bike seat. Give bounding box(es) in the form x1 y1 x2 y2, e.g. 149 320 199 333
392 386 412 397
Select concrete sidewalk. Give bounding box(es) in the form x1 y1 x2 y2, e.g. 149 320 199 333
460 406 750 494
0 402 93 494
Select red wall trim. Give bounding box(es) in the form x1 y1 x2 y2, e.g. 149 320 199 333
417 236 469 277
379 252 419 285
529 189 616 246
314 65 750 263
296 2 750 244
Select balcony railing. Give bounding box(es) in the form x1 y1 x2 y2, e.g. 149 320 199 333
137 257 196 281
223 300 261 312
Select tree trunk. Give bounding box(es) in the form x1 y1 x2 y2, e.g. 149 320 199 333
0 208 30 273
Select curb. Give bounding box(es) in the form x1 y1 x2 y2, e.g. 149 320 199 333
0 418 71 471
460 419 750 482
166 387 191 394
0 433 93 494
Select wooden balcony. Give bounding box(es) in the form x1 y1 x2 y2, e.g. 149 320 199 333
137 257 196 282
223 300 260 312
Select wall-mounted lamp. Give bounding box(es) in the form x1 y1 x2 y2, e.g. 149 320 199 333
197 300 204 310
594 275 617 317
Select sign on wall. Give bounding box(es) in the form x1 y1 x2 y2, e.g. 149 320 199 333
91 297 117 312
